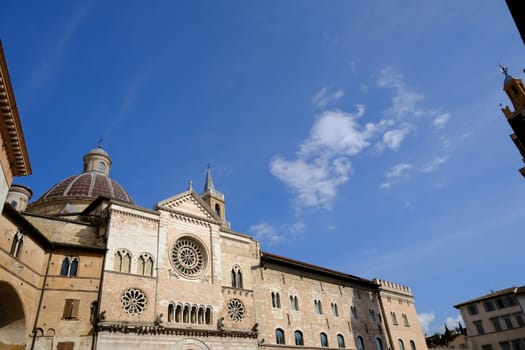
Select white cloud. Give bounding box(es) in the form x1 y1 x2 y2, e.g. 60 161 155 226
270 105 385 208
380 163 413 189
312 87 345 107
421 155 450 173
433 113 450 129
445 315 464 330
378 66 424 118
249 223 284 245
382 124 413 151
418 312 436 335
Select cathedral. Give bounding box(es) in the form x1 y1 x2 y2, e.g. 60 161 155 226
0 40 427 350
0 146 427 350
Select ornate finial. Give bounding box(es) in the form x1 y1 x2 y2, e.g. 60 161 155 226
499 64 509 76
97 138 103 148
188 180 193 191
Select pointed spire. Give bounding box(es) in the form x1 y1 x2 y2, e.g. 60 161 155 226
203 164 216 192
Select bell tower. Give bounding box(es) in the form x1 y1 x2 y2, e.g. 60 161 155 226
500 66 525 177
201 165 226 221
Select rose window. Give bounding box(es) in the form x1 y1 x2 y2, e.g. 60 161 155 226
171 237 206 278
121 288 147 315
227 299 245 323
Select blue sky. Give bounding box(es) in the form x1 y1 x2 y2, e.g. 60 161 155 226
2 1 524 335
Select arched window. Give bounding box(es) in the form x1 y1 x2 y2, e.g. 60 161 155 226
137 253 154 276
10 230 23 258
114 249 132 273
398 339 405 350
351 305 357 319
376 338 383 350
357 336 365 350
214 203 221 217
315 299 323 314
272 292 281 308
191 305 197 323
320 332 329 347
175 304 182 322
276 328 285 345
60 256 79 277
183 305 190 323
168 304 174 322
331 302 339 316
294 330 304 345
97 162 106 172
231 265 243 288
205 307 212 324
402 313 409 326
290 295 299 311
369 309 376 322
391 311 398 325
409 340 416 350
337 334 346 348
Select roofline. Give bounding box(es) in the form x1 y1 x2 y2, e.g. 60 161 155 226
260 251 378 289
0 40 31 176
454 286 525 308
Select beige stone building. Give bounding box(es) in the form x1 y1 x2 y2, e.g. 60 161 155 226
0 144 428 350
454 286 525 350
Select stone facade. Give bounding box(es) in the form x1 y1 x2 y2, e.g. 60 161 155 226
0 146 428 350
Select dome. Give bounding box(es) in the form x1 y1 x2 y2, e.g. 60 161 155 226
30 146 134 213
39 172 134 204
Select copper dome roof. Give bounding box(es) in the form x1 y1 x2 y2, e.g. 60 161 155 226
35 146 134 205
39 172 134 204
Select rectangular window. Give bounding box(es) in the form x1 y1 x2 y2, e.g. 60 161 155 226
63 299 80 319
512 340 525 350
504 317 513 329
500 342 511 350
484 301 495 312
491 317 502 332
391 312 398 325
468 304 479 315
57 342 74 350
402 313 410 327
515 314 525 327
482 345 494 350
474 320 485 335
351 306 357 319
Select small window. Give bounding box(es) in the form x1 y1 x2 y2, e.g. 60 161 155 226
63 299 80 320
482 345 493 350
231 265 243 288
410 340 416 350
9 200 18 209
351 305 357 319
357 336 365 350
214 203 221 217
332 302 339 317
97 162 106 172
114 249 132 273
491 317 502 331
474 320 485 335
402 313 409 327
337 334 346 348
10 230 23 258
57 342 75 350
504 317 513 329
391 312 398 325
484 301 495 312
294 330 304 345
137 253 154 276
272 292 281 308
369 309 376 322
376 338 384 350
500 342 511 350
290 295 299 311
398 339 405 350
60 256 79 277
276 328 285 345
516 314 525 327
320 332 329 347
315 299 323 314
467 304 479 315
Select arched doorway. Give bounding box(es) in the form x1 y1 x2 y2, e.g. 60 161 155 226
0 282 26 349
173 338 211 350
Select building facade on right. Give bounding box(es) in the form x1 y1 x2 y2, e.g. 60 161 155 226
454 286 525 350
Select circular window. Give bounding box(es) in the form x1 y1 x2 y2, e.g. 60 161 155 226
171 236 206 278
227 299 245 323
121 288 147 315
